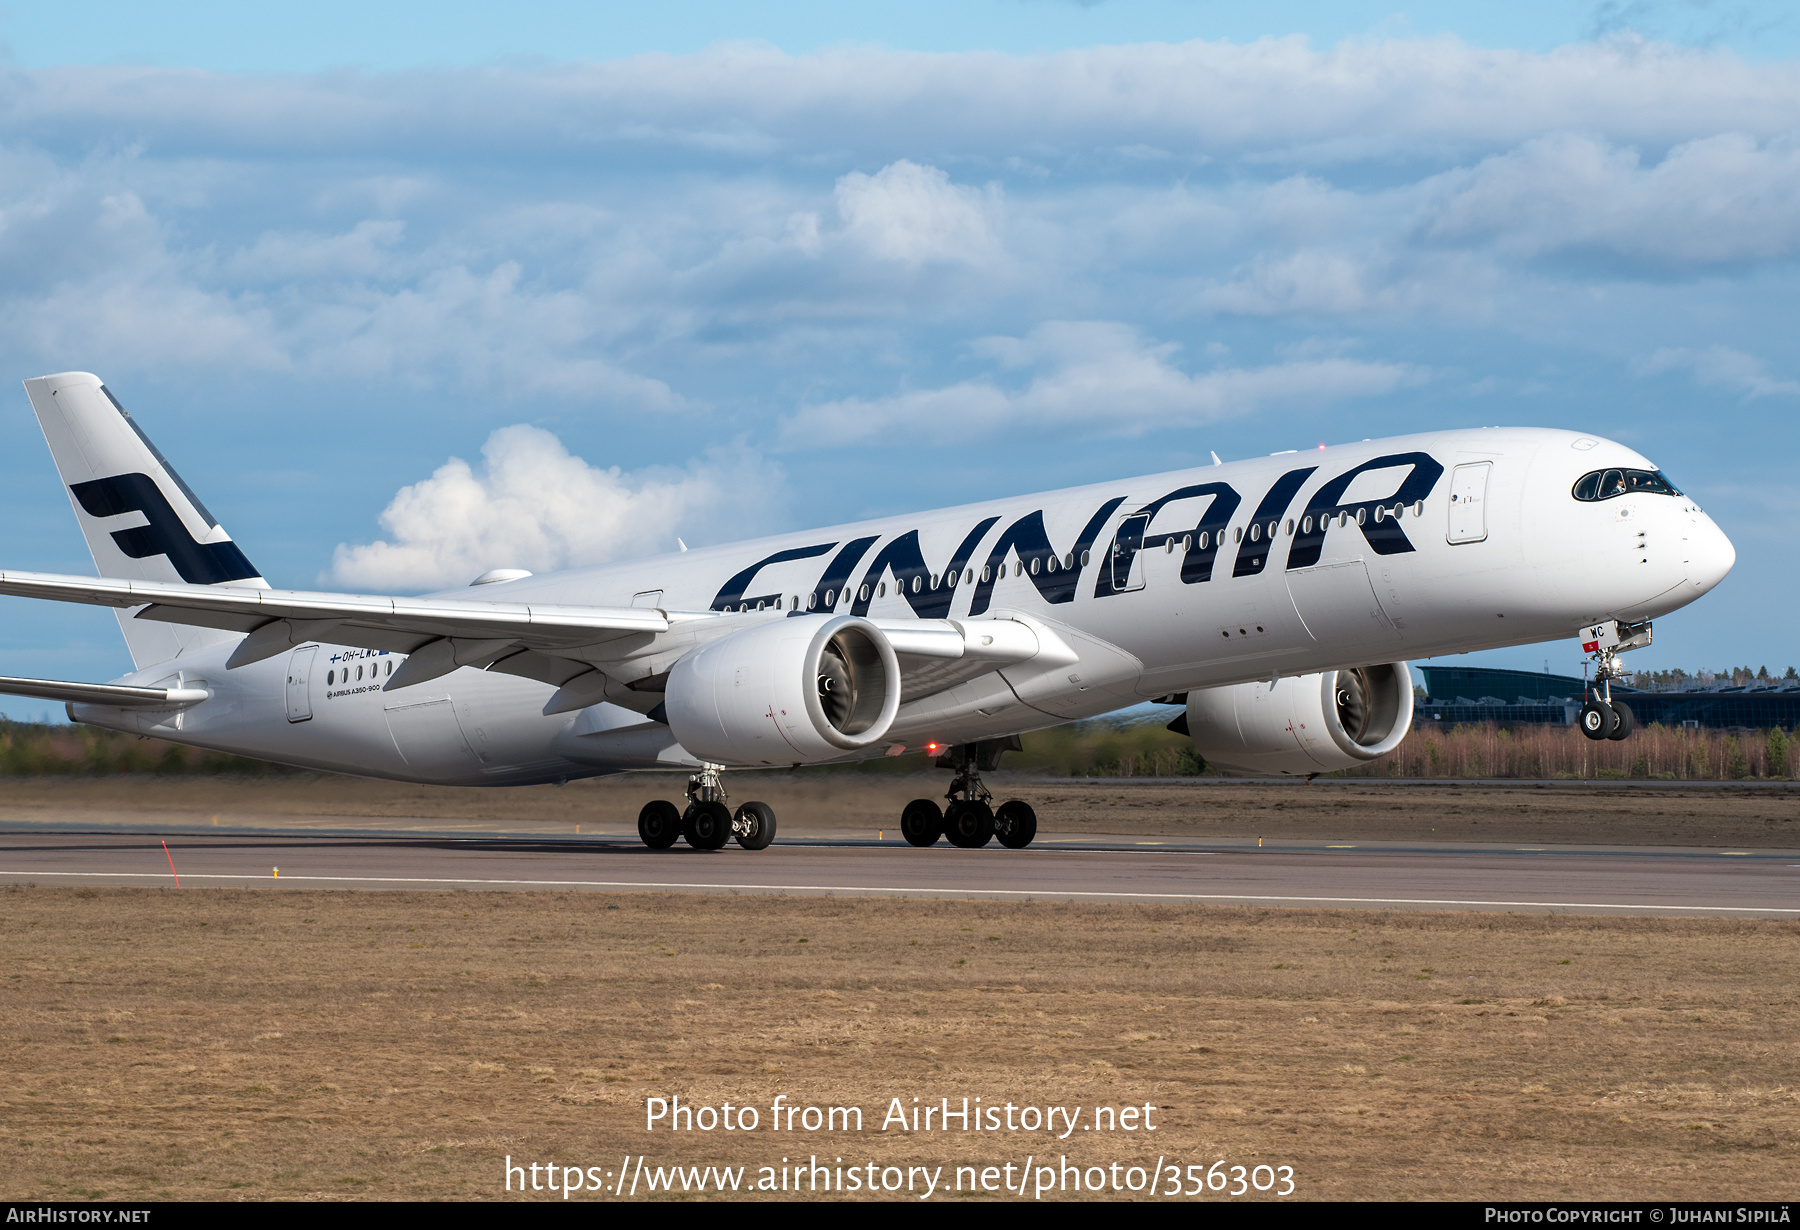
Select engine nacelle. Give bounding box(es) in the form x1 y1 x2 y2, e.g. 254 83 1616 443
1184 662 1414 776
664 615 902 766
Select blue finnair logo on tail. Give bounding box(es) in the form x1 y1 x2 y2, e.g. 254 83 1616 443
70 473 260 585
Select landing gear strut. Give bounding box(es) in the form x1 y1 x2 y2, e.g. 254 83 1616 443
1578 620 1648 743
900 737 1036 849
682 762 733 850
635 762 778 851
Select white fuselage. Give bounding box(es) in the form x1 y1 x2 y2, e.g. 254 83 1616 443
77 427 1734 785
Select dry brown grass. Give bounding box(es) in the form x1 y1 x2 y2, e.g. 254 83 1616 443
1346 722 1796 782
1 886 1796 1201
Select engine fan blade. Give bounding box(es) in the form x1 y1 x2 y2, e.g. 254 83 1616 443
1335 668 1371 742
817 642 855 730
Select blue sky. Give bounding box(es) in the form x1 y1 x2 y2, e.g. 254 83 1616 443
7 2 1799 66
1 2 1797 718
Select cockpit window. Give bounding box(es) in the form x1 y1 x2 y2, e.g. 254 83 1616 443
1572 467 1680 502
1624 469 1680 496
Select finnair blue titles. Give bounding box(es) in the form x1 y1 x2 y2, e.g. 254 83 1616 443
0 373 1735 850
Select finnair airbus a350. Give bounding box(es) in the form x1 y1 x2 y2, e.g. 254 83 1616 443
0 373 1734 851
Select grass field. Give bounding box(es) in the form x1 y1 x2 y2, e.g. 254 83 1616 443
2 887 1795 1201
3 714 1793 782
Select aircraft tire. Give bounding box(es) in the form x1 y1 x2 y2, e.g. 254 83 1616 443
1606 700 1637 741
683 801 733 850
900 799 943 847
638 800 683 849
734 801 777 850
994 800 1037 849
1577 701 1617 741
944 800 995 848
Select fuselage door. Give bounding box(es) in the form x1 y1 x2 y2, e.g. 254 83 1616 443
1111 513 1149 592
285 645 317 723
1447 462 1491 545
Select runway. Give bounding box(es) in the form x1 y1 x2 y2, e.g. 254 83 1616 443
1 828 1796 916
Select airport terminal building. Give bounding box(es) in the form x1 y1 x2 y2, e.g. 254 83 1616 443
1416 666 1800 730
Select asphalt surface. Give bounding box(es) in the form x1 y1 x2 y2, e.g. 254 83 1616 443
1 828 1796 917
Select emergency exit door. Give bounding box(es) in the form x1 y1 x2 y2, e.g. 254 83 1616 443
1447 462 1491 544
285 645 317 722
1111 514 1149 591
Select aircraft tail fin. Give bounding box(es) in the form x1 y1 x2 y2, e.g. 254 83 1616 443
22 372 266 669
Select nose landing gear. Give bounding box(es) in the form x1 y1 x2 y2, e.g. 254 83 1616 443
1578 620 1648 742
636 762 780 850
898 737 1036 849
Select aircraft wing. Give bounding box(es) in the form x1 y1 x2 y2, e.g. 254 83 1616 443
0 569 1057 709
0 567 679 664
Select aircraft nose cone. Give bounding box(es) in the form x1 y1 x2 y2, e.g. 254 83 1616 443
1687 514 1735 595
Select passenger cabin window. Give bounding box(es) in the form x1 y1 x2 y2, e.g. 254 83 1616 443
1572 468 1681 502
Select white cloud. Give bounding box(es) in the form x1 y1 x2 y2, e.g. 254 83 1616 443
779 321 1419 445
226 219 407 281
1638 345 1800 397
1422 132 1800 268
834 161 1001 265
294 261 681 405
0 165 681 405
1199 250 1378 314
0 187 291 371
13 39 1800 166
329 425 788 591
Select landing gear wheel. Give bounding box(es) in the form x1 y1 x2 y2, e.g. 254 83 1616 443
1606 700 1637 741
683 800 733 850
1577 700 1617 741
944 800 995 848
994 800 1037 849
900 799 943 847
733 801 777 850
637 800 682 849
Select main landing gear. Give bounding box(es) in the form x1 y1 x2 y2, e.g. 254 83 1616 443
1577 620 1648 743
900 738 1037 850
636 762 778 851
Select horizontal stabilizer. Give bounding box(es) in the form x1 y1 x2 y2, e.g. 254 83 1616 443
0 675 209 709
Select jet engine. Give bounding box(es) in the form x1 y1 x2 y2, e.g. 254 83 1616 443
1181 662 1414 776
663 615 902 766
